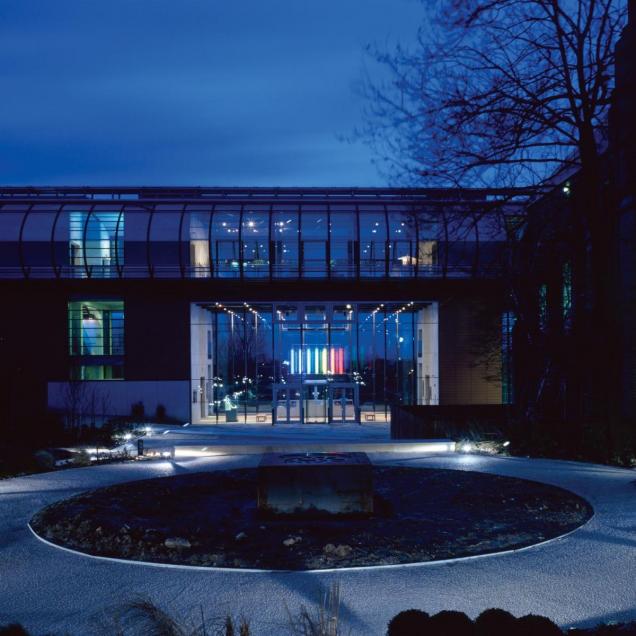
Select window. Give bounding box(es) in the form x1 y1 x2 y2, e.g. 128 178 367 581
68 300 124 379
502 311 515 404
72 364 124 380
69 210 123 278
418 240 438 268
562 262 572 331
539 284 548 331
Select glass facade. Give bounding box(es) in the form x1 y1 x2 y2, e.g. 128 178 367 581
3 189 514 420
562 262 572 331
68 300 124 380
539 283 548 331
190 301 439 425
0 187 515 280
501 310 515 404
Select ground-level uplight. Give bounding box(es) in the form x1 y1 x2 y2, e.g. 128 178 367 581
459 441 474 453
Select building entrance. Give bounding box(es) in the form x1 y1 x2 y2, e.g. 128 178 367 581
273 380 359 425
190 300 439 425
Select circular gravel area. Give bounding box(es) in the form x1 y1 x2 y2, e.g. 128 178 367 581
30 466 592 570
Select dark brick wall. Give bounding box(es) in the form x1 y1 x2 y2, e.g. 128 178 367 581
124 293 189 381
438 296 502 405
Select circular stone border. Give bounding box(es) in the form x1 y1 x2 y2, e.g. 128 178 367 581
29 466 593 571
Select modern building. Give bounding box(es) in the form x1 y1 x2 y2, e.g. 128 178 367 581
0 187 522 429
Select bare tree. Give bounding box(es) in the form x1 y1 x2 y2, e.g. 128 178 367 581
361 0 625 188
359 0 628 453
61 379 90 434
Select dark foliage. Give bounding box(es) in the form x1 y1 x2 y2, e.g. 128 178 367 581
517 614 563 636
0 625 30 636
386 609 430 635
475 608 518 636
429 610 475 636
155 403 167 422
131 401 146 421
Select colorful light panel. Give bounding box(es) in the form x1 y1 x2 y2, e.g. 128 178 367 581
289 346 345 374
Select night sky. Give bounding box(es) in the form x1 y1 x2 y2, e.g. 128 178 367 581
0 0 425 187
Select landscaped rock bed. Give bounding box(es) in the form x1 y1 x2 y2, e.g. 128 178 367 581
30 467 592 570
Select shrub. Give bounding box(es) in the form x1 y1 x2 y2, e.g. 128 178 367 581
131 402 145 421
155 404 167 421
475 608 517 636
71 450 92 467
0 625 30 636
387 609 430 635
517 614 562 635
33 450 55 470
429 610 475 636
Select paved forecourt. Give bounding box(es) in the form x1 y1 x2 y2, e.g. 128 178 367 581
1 450 635 635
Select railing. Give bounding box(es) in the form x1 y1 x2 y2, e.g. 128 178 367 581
0 262 505 280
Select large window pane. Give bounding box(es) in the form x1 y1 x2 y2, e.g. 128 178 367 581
301 208 327 277
183 206 212 278
359 208 386 277
68 300 125 381
330 207 356 278
211 207 240 278
122 207 151 278
0 205 27 277
271 207 299 278
21 205 59 278
148 207 181 278
388 208 416 277
242 207 269 278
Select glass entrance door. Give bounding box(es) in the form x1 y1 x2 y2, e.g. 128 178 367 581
330 385 357 423
273 385 302 424
303 383 328 423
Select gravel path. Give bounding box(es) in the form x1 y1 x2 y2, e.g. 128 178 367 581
1 452 635 635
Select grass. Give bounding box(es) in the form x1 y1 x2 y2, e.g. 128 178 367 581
95 584 344 635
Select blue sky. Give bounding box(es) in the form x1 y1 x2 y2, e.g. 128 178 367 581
0 1 425 186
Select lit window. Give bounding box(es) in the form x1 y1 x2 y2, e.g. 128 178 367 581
68 300 124 380
502 311 515 404
539 284 548 331
69 210 123 278
562 262 572 331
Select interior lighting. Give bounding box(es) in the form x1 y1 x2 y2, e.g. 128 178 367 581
290 346 345 374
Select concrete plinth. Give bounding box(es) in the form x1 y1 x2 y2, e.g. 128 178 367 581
257 452 373 516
